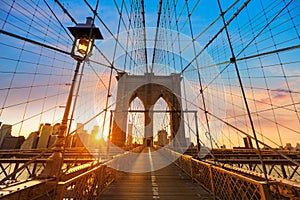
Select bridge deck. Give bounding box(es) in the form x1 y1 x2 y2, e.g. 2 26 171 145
100 148 213 200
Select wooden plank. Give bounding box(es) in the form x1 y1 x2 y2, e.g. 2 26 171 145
100 147 213 200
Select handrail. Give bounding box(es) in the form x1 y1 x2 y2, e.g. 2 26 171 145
163 148 300 199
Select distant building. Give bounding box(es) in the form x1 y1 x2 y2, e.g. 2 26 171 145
0 124 25 150
37 123 53 148
48 135 58 147
126 123 133 146
285 143 293 150
243 137 253 149
0 124 12 147
1 136 25 149
77 123 84 134
72 123 88 148
71 133 83 147
91 126 99 137
88 125 99 148
278 146 284 150
21 131 39 149
52 123 60 135
157 130 168 146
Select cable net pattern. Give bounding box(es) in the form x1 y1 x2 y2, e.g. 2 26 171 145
0 0 299 182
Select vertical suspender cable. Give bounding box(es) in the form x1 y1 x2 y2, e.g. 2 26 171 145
101 0 125 152
151 0 163 73
141 0 149 73
185 0 215 153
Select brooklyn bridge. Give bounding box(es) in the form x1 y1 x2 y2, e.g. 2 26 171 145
0 0 299 199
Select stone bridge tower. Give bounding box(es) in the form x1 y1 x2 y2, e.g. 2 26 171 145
111 72 186 148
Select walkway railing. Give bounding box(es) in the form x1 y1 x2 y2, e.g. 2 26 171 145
56 145 144 199
0 146 144 199
164 148 274 200
56 164 119 199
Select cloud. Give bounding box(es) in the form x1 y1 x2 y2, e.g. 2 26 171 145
255 88 293 107
256 97 271 106
281 81 298 87
271 89 290 100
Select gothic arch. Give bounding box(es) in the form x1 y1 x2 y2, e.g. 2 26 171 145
111 72 186 148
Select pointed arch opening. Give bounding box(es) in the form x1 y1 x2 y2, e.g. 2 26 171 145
127 97 145 146
153 97 171 146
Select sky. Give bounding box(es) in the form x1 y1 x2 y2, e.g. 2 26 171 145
0 0 299 148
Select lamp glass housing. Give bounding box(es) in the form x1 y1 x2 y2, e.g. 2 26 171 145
77 38 92 55
70 36 95 59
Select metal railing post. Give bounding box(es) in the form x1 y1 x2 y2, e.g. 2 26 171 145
208 165 216 199
260 182 274 200
189 158 193 182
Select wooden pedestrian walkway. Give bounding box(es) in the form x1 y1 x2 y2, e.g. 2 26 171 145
100 148 213 200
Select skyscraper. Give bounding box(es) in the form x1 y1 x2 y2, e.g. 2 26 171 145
0 124 12 147
37 123 53 148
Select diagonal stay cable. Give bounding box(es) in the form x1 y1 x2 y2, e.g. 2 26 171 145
172 88 300 166
54 0 77 25
235 0 295 58
185 44 300 72
163 0 240 63
180 0 251 74
0 29 70 55
199 0 296 93
83 0 139 69
43 0 73 41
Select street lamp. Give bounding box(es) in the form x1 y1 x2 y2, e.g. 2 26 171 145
68 17 103 60
40 17 103 178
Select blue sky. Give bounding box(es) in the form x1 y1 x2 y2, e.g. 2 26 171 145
0 0 299 148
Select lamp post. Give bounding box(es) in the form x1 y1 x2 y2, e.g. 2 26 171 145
41 17 103 178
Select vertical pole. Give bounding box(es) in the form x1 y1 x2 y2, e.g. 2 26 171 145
40 60 82 178
67 61 86 139
209 165 216 199
189 157 194 182
260 182 274 200
194 111 201 153
107 110 114 160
